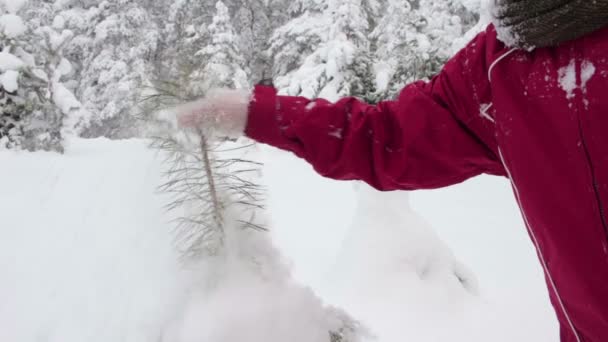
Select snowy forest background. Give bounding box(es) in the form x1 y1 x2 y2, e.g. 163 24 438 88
1 0 485 152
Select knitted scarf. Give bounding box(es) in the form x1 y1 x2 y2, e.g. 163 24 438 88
492 0 608 49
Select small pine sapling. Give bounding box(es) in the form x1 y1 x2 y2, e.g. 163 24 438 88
142 85 368 342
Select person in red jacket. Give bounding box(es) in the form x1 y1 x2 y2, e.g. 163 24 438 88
175 1 608 341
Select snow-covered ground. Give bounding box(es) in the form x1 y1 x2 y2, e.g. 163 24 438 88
263 147 559 341
0 138 558 341
0 139 185 342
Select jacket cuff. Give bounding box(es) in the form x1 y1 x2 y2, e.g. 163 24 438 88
245 85 283 145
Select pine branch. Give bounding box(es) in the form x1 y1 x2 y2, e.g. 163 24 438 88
197 130 225 244
147 112 268 261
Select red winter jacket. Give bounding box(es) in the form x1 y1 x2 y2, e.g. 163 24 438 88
245 25 608 342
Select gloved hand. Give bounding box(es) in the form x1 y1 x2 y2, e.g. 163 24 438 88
174 88 252 138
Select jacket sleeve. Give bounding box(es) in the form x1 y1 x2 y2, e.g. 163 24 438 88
245 29 506 191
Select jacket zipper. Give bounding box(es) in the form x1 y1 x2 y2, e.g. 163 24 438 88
489 49 584 340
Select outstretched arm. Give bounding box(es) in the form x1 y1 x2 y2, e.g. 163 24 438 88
246 82 502 191
177 28 506 191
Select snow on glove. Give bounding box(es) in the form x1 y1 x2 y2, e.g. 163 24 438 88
175 88 252 139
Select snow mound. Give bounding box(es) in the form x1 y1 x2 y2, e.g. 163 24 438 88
0 138 558 342
164 265 362 342
0 69 19 92
325 184 478 341
0 14 26 38
0 138 185 342
330 184 478 294
0 138 364 342
260 145 559 342
1 0 27 14
0 51 25 71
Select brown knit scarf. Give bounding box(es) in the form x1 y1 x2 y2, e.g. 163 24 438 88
492 0 608 49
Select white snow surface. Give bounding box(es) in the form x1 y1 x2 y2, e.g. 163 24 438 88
0 50 25 71
52 82 81 113
53 81 95 136
0 14 26 38
373 60 392 93
0 139 183 342
0 138 559 342
0 0 27 13
0 69 19 92
263 146 558 342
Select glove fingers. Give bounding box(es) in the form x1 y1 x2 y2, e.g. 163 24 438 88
175 99 211 129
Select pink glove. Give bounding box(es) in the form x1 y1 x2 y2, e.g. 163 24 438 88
175 88 252 138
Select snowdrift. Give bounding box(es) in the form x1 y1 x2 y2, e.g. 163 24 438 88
0 138 558 341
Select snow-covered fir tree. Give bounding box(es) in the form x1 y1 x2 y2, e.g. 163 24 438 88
268 0 328 94
372 0 477 99
231 0 278 82
270 0 379 101
0 1 87 151
190 1 249 93
157 0 214 88
68 0 159 138
0 0 482 146
287 0 327 14
371 0 434 98
418 0 479 56
323 0 379 100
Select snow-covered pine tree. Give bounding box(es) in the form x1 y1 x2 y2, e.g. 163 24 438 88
323 0 378 100
266 0 291 27
371 0 432 99
270 0 378 101
0 6 34 149
154 0 249 100
418 0 479 57
156 0 213 89
191 1 249 93
232 0 277 82
0 1 87 151
268 0 328 96
371 0 477 99
287 0 325 14
151 120 368 341
70 0 159 138
147 71 366 342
